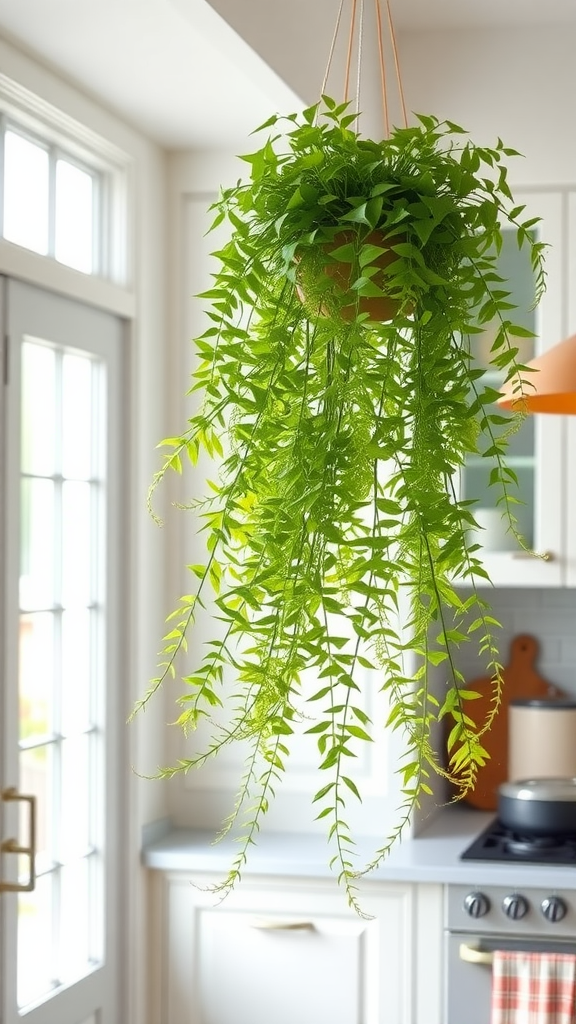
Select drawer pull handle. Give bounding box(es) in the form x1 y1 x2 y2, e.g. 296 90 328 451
511 550 554 561
251 920 315 931
0 787 37 893
459 943 493 966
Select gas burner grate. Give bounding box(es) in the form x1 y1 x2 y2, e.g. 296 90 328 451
461 819 576 864
505 832 565 857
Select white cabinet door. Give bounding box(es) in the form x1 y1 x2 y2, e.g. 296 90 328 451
462 191 566 586
155 873 422 1024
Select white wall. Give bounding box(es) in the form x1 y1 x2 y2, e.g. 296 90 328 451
399 25 576 187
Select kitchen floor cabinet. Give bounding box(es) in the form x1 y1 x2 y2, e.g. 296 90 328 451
148 871 443 1024
463 191 571 587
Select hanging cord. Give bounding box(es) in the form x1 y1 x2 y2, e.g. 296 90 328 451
374 0 390 138
343 0 358 104
355 0 365 118
319 0 346 102
386 0 408 128
320 0 407 136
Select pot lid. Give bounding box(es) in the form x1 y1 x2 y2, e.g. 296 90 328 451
500 778 576 801
510 699 576 708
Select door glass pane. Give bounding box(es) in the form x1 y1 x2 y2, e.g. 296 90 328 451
62 480 92 606
3 131 49 254
20 477 55 611
55 159 95 274
462 228 538 550
20 612 54 738
59 857 94 983
21 341 56 476
18 874 55 1007
60 734 91 860
19 744 53 874
61 609 92 733
62 352 93 479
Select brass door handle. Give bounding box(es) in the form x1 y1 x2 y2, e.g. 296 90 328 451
459 942 493 965
0 787 37 893
251 920 315 931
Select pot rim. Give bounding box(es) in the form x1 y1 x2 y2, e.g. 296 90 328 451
510 699 576 708
500 778 576 802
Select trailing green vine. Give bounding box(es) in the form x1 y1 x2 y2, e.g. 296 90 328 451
139 99 545 905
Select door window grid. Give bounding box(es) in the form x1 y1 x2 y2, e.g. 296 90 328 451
17 338 105 1009
1 121 102 276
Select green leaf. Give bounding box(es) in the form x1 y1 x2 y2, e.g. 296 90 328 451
341 776 362 801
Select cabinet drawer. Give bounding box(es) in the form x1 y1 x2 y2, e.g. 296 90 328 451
156 874 418 1024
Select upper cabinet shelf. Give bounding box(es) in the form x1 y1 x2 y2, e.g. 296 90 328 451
461 191 571 587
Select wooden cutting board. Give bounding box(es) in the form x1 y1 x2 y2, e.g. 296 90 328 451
458 634 563 811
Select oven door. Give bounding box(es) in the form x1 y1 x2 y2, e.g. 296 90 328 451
446 933 576 1024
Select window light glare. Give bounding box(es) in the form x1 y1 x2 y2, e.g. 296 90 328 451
55 160 94 274
3 131 49 255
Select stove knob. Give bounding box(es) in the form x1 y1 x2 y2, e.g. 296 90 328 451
464 891 491 918
502 894 529 920
541 896 567 923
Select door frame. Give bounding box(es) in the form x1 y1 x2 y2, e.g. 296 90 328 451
0 276 129 1024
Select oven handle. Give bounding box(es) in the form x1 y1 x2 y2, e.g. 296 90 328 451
459 943 493 966
459 939 576 966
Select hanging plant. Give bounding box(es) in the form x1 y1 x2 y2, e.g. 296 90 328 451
136 93 545 908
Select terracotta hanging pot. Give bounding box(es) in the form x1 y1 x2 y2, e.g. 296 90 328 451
296 229 408 323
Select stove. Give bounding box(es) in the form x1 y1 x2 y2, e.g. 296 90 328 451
445 882 576 1024
461 817 576 864
451 820 576 1024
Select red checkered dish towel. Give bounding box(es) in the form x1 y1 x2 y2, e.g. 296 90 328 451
491 951 576 1024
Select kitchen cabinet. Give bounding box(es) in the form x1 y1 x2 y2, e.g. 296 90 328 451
461 191 571 587
147 870 443 1024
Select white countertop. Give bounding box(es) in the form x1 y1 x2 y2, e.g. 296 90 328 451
142 805 576 889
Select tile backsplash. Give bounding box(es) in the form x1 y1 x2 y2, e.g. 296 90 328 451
414 588 576 830
454 588 576 696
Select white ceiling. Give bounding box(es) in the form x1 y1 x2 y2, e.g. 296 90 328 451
0 0 301 148
0 0 575 149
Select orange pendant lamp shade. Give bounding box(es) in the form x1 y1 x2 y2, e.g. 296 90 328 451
498 332 576 414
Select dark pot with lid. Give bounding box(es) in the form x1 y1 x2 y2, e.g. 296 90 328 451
498 778 576 837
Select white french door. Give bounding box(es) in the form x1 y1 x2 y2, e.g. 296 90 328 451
0 278 125 1024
